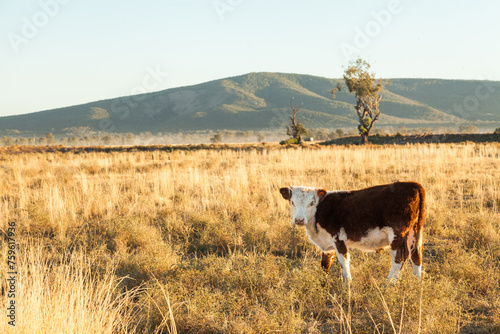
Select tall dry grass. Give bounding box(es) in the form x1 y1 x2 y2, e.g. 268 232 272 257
1 143 500 333
0 242 143 334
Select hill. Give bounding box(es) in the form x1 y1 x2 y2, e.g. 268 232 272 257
1 73 500 137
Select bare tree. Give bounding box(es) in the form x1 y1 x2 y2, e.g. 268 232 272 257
286 98 308 144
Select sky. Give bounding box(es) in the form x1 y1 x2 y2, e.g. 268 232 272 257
1 0 500 117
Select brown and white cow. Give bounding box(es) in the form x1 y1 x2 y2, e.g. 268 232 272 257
279 182 425 282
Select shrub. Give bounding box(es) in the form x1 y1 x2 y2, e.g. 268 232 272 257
458 124 478 134
281 138 298 145
210 132 222 143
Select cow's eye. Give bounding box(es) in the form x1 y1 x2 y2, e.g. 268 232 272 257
309 201 314 207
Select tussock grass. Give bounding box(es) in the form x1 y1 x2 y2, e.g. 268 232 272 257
1 143 500 332
0 242 144 334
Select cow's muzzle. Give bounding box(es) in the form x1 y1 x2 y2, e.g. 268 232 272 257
294 218 305 226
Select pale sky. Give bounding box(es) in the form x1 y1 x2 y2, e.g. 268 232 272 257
2 0 499 117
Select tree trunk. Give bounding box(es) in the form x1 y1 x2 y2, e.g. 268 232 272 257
360 133 369 144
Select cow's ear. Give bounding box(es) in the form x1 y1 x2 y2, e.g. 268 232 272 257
317 189 327 202
279 187 292 200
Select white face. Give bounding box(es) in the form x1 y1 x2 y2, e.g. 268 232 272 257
280 187 325 226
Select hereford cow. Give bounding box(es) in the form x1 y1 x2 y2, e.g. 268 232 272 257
279 182 425 282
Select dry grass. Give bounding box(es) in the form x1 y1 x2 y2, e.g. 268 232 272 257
1 143 500 333
0 242 144 334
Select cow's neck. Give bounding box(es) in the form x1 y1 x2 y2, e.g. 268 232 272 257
304 219 319 235
303 219 336 253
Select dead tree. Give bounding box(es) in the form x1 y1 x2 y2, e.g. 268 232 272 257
286 98 307 144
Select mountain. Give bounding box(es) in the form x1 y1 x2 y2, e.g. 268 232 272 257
1 73 500 137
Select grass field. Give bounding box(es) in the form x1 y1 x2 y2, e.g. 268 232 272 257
1 143 500 333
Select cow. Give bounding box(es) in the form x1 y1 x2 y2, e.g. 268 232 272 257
279 182 425 282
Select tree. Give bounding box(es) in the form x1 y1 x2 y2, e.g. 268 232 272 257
2 136 14 146
64 126 94 138
126 133 134 144
315 128 329 141
458 124 478 134
333 59 386 144
286 98 308 144
224 131 235 140
16 138 27 145
101 135 112 145
210 132 223 144
45 132 55 144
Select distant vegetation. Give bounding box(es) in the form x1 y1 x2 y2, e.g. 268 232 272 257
2 126 500 147
0 129 281 147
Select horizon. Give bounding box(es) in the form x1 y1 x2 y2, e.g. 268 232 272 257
2 0 500 117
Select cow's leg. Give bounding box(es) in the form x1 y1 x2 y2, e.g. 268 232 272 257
335 240 351 282
336 252 351 282
412 260 422 277
388 234 410 281
321 252 336 273
408 226 423 278
388 250 403 280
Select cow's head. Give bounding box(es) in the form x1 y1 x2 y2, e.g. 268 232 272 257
279 186 327 226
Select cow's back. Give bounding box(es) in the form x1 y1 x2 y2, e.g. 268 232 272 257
316 182 425 241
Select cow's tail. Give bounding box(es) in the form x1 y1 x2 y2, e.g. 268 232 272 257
411 183 425 266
